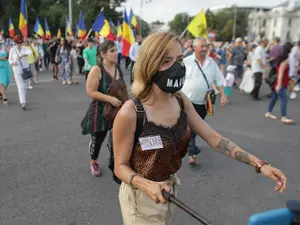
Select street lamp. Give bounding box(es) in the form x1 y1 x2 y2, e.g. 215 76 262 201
140 0 151 36
69 0 72 31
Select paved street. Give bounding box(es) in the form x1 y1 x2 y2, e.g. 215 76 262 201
1 68 300 225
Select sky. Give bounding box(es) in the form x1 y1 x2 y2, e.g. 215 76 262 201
120 0 286 23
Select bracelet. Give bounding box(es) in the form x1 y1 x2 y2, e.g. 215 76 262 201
128 172 140 187
255 160 270 173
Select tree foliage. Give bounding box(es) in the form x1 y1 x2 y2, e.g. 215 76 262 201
168 13 191 35
168 7 250 41
135 16 150 37
0 0 139 37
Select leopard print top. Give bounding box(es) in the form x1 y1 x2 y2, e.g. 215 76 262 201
130 109 191 182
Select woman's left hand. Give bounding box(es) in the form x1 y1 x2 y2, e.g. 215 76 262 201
260 165 287 193
275 85 281 93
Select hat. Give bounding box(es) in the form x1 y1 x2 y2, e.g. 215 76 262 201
0 36 4 44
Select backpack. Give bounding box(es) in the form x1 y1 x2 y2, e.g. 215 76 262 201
107 96 184 184
266 66 277 86
107 98 145 184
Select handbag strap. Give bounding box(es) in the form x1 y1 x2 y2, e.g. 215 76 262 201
194 59 210 89
13 47 25 69
104 65 118 94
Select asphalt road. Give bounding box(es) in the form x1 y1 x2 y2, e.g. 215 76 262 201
1 68 300 225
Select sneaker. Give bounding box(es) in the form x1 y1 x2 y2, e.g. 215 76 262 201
62 80 66 85
290 92 297 99
294 84 300 92
21 104 26 111
2 98 8 105
67 80 72 85
90 162 101 177
28 85 33 90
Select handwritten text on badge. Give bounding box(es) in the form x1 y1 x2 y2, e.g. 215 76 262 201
139 135 163 151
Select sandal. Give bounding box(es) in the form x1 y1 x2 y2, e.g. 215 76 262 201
265 112 277 120
281 117 294 124
188 155 196 166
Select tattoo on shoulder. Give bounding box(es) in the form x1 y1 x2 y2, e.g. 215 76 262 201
235 151 251 164
216 138 236 156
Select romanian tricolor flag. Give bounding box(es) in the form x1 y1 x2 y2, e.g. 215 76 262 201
109 19 114 31
34 17 45 40
66 16 73 36
78 10 87 40
9 18 15 38
57 28 61 38
129 8 139 30
44 18 51 39
19 0 28 37
92 12 115 41
117 20 122 38
122 10 135 57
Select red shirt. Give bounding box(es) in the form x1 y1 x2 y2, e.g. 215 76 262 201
274 65 289 88
209 52 217 60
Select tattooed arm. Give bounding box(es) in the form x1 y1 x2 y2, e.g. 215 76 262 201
214 137 259 166
179 92 260 165
180 92 287 193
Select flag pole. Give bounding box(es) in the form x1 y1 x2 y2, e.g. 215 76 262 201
180 28 187 39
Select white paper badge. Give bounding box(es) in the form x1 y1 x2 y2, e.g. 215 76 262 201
139 135 164 151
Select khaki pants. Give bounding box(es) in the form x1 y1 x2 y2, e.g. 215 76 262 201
119 175 180 225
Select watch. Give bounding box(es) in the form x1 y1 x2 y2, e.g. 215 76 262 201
255 161 270 173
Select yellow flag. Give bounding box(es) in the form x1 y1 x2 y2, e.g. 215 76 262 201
57 28 61 38
187 10 208 38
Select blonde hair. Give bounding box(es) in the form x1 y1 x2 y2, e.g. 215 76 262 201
131 32 182 100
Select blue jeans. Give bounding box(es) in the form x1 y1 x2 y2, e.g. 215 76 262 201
188 104 207 156
268 87 287 117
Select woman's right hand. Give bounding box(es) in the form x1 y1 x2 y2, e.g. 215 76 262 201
110 97 122 107
142 181 171 204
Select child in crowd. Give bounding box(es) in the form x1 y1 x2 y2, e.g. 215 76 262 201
224 65 236 98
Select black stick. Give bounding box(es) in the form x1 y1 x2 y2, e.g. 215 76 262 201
162 190 211 225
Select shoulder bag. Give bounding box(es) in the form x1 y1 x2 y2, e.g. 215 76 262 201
14 47 33 80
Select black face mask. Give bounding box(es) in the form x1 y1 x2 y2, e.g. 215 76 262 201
152 61 186 93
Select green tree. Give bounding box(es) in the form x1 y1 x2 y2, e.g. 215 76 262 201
0 0 125 37
151 20 164 25
168 7 251 41
168 13 191 35
135 16 150 37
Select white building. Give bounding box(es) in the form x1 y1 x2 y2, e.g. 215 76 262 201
248 0 300 42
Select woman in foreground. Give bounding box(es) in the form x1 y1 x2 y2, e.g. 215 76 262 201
113 32 287 225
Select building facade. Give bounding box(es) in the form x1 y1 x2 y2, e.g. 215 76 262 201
248 0 300 43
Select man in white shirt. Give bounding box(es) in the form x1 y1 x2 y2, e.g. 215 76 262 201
288 42 300 99
251 38 268 100
182 37 227 165
115 36 123 66
129 35 142 84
